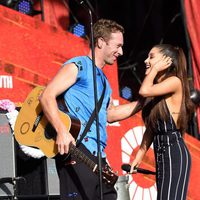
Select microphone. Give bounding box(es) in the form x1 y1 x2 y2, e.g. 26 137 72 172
75 0 95 13
121 164 156 175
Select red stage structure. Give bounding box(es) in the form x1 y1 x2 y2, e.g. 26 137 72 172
0 3 200 200
184 0 200 135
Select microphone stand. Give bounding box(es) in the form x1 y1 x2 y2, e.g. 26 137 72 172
75 1 103 199
0 176 26 200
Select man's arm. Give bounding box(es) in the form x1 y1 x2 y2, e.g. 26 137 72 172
106 97 145 123
39 63 78 155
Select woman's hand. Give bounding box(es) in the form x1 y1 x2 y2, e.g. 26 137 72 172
153 56 172 72
130 158 142 174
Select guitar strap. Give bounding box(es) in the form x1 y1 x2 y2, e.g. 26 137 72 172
76 79 106 147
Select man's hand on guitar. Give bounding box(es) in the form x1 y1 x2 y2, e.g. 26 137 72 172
56 132 76 155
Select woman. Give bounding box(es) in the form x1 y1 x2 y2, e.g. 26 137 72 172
130 44 194 200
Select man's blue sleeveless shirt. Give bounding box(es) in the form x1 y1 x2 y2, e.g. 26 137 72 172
62 56 112 157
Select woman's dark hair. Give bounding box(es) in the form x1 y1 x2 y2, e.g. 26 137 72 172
143 44 194 134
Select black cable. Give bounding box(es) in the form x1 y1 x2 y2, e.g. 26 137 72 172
159 13 181 44
39 0 45 21
118 62 138 70
179 0 192 79
62 0 79 24
64 0 90 40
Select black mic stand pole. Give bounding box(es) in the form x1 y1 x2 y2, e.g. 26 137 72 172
88 9 104 200
77 1 103 199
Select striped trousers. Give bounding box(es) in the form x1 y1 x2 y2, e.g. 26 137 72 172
153 132 191 200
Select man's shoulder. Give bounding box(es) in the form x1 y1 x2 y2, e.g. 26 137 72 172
67 56 87 63
64 56 89 68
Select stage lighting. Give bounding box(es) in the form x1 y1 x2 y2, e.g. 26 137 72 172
14 0 33 16
121 86 133 101
69 23 86 38
1 0 44 18
190 89 200 105
0 0 15 7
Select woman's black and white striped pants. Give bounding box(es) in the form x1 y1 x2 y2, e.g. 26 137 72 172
153 131 191 200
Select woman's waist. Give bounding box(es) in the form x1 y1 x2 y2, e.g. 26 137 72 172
153 131 182 146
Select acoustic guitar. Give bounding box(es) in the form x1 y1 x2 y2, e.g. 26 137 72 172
14 86 118 187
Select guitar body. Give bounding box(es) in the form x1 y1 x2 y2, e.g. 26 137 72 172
14 86 81 158
14 86 118 186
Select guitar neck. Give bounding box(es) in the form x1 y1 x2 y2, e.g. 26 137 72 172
69 143 98 174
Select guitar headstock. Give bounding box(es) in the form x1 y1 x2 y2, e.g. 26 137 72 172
102 165 118 187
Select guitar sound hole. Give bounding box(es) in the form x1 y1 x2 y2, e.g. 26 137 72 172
44 123 56 140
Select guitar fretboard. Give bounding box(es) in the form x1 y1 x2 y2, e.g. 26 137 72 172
68 143 118 187
69 143 98 173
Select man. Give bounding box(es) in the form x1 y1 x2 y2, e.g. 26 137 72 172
39 19 139 200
